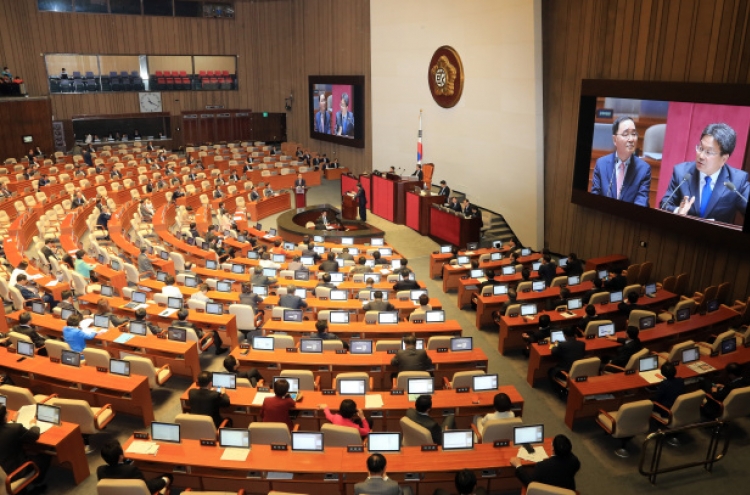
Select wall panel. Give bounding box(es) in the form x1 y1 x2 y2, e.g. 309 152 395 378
543 0 750 302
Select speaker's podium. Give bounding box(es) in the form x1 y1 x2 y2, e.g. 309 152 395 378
371 173 422 224
295 185 308 208
341 193 358 220
430 204 482 247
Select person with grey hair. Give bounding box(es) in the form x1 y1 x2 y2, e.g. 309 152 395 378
336 92 355 137
660 122 750 223
315 93 331 134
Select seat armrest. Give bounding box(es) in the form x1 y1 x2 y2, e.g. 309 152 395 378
703 393 724 414
218 418 230 433
6 460 39 493
603 363 625 373
40 394 58 403
597 409 617 433
94 404 115 429
650 401 671 425
696 342 713 351
470 423 482 443
313 375 321 391
443 376 452 389
392 377 397 389
292 424 300 432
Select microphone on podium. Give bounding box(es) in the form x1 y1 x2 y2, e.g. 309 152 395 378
660 173 692 210
724 180 748 205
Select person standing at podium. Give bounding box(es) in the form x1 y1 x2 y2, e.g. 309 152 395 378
438 180 450 198
412 164 423 181
356 183 367 221
294 173 307 208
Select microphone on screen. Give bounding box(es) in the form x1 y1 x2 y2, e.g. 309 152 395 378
724 180 748 205
660 173 693 210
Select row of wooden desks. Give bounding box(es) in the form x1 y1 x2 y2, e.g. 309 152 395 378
261 318 461 339
125 438 551 495
428 247 508 279
457 268 566 310
526 305 739 387
565 345 750 429
7 310 202 381
497 289 680 353
0 347 154 425
179 385 524 430
233 347 487 390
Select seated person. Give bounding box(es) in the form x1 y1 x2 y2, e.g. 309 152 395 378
188 371 231 427
15 274 55 310
260 378 295 430
618 290 646 316
353 454 403 495
372 251 389 266
58 290 85 317
136 247 155 279
434 469 487 495
604 267 627 291
582 277 606 304
97 440 171 493
415 293 432 313
160 275 183 300
223 355 263 388
521 314 552 345
251 266 277 287
189 283 212 303
547 326 586 383
510 434 580 491
62 314 97 353
547 287 571 311
95 298 129 328
132 308 161 335
575 304 600 334
391 335 432 373
319 252 339 272
350 256 372 275
278 284 308 310
562 253 584 277
393 269 419 291
319 398 370 437
498 289 518 316
0 405 51 491
172 309 228 355
476 392 514 437
652 362 685 415
364 291 394 312
702 362 749 418
11 311 48 356
603 326 642 369
405 395 454 444
238 282 263 311
316 273 336 289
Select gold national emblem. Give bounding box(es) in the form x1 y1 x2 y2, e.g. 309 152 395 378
428 46 464 108
430 56 455 95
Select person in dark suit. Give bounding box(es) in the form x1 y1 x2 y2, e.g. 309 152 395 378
223 355 264 388
498 289 518 316
11 311 48 355
83 149 93 167
172 309 228 355
249 186 260 202
548 326 586 383
510 434 580 491
448 197 461 212
393 269 419 292
461 198 472 216
319 252 339 273
412 164 423 181
617 291 646 317
652 362 685 414
590 117 652 206
537 254 557 287
603 267 627 292
364 291 395 312
0 405 50 488
701 362 748 417
405 395 453 444
188 371 231 427
660 123 749 224
604 326 642 369
582 277 606 304
294 173 306 189
97 440 171 493
278 284 308 310
353 454 403 495
575 304 601 334
562 253 584 277
315 93 331 134
434 469 487 495
437 180 450 198
335 92 355 137
390 335 432 373
522 314 553 345
356 183 367 221
547 287 571 311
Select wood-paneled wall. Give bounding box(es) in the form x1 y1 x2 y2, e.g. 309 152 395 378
0 98 54 161
0 0 371 175
543 0 750 302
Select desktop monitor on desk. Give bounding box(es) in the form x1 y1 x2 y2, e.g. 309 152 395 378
151 422 181 443
609 291 623 303
520 248 532 256
272 254 286 263
252 286 268 297
520 304 537 317
31 301 45 315
206 260 218 270
707 299 720 313
502 266 516 276
231 264 245 275
675 307 691 322
450 337 472 351
301 256 314 266
313 235 324 243
338 378 367 395
110 260 121 271
132 291 147 304
329 273 345 284
368 433 401 453
371 238 384 247
291 432 324 452
252 336 274 351
350 339 372 354
109 359 130 376
36 404 61 426
156 271 168 282
567 276 580 286
645 283 657 296
60 308 74 321
167 297 183 310
330 289 347 301
550 330 565 344
597 323 615 338
457 256 470 265
401 338 424 350
212 372 236 390
263 268 277 278
466 242 478 251
129 321 147 336
17 341 35 358
407 377 434 396
329 311 349 324
299 338 322 353
247 251 259 260
184 276 198 288
470 269 484 279
206 303 223 315
532 262 541 271
493 284 508 296
391 259 403 270
681 346 701 364
341 237 353 245
93 314 111 329
379 248 393 256
513 424 544 448
219 428 249 448
284 309 304 322
100 285 115 298
378 312 399 324
532 281 546 292
638 355 659 372
61 350 81 367
567 298 583 311
440 245 452 254
273 377 300 397
313 246 325 255
294 288 307 299
472 374 499 392
721 338 737 354
491 252 503 261
425 310 445 323
294 270 310 281
639 315 656 330
160 251 169 260
167 327 187 342
410 290 427 301
442 430 474 451
284 242 296 251
0 395 6 407
217 281 232 292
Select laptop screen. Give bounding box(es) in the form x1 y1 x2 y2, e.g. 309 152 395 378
60 308 74 321
109 359 130 376
520 248 532 256
598 269 608 279
682 346 700 364
262 268 277 277
532 262 541 271
247 251 259 260
206 303 223 315
645 283 656 295
338 378 366 395
301 256 314 266
132 291 147 303
410 290 428 301
61 350 81 367
313 246 325 254
676 307 691 321
378 312 399 324
532 281 545 292
493 284 508 296
567 276 580 286
472 374 499 392
219 428 249 448
450 337 472 351
502 266 515 275
391 259 403 270
567 298 583 310
272 254 286 263
407 377 434 395
294 288 307 299
491 252 502 261
160 251 169 260
294 270 310 281
349 339 372 354
721 338 737 354
156 271 167 282
597 323 615 338
457 256 470 265
329 311 349 324
470 269 484 279
151 422 181 443
330 289 347 301
283 309 303 322
252 286 268 296
231 264 245 274
212 372 236 390
425 310 445 323
639 355 658 372
252 336 274 350
609 291 623 303
36 404 61 425
129 321 147 336
217 281 232 292
17 341 35 357
31 301 45 315
167 297 183 310
206 260 218 270
101 285 115 297
94 314 110 328
341 237 353 245
442 430 474 451
550 330 565 343
367 433 401 452
520 304 537 316
440 245 452 254
110 260 121 271
291 432 324 451
274 376 299 393
513 425 544 446
299 338 322 353
639 315 656 330
167 327 187 342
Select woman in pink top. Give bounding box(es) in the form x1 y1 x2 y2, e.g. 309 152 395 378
320 399 370 437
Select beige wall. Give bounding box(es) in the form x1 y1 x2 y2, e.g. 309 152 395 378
370 0 544 247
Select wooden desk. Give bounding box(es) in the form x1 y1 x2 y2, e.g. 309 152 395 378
180 386 524 430
405 191 445 235
456 268 566 310
371 175 421 224
261 319 463 340
441 253 541 293
564 345 750 429
497 289 679 353
233 347 487 390
259 296 443 321
0 347 154 425
429 206 481 247
323 167 349 180
526 305 739 387
125 438 550 495
428 247 508 280
9 410 90 484
246 192 291 221
6 311 202 381
584 254 629 271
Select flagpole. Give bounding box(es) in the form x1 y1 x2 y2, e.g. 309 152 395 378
417 109 423 165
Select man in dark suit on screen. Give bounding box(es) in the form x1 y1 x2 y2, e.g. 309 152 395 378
591 116 652 206
314 93 331 134
660 122 749 224
335 92 355 137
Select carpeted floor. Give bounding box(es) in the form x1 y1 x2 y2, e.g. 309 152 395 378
44 178 748 495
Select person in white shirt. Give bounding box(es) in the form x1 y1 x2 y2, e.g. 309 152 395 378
160 275 184 299
258 253 280 269
189 283 212 303
10 261 31 287
476 392 514 436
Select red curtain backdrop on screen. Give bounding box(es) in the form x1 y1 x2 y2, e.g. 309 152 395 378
657 103 750 202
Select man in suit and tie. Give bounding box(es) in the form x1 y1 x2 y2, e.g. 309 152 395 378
249 186 260 202
188 371 231 427
335 92 355 137
353 454 403 495
314 93 331 134
97 440 171 493
604 326 643 369
510 434 580 491
364 291 394 312
412 164 424 181
294 173 306 190
591 116 652 206
548 326 586 384
660 122 750 224
461 199 473 216
356 183 367 221
438 180 450 198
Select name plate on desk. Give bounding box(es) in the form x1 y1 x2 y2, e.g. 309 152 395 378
493 440 510 448
575 376 588 382
96 366 108 373
347 445 364 453
257 387 270 393
271 444 288 451
436 348 448 353
391 389 404 395
118 326 128 332
50 357 60 363
625 370 636 375
272 317 281 321
387 349 398 354
134 432 149 440
157 333 166 339
421 444 438 452
455 387 470 393
318 297 328 301
240 343 250 349
412 319 423 324
322 389 336 395
335 349 347 354
586 334 596 340
286 348 297 353
200 439 216 446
